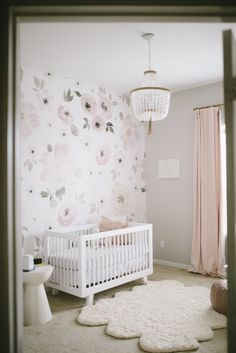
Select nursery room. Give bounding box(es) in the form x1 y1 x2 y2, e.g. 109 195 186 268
19 20 234 353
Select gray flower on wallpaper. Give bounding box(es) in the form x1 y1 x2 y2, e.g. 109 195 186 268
99 96 112 120
37 89 53 111
64 88 74 102
91 115 105 132
81 94 97 115
112 182 130 216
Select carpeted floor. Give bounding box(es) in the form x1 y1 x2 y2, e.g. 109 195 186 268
23 264 227 353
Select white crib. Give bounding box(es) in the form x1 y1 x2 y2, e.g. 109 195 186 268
44 222 153 305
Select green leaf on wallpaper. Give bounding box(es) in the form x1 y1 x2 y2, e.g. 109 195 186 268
40 79 44 89
74 90 81 97
131 164 137 173
27 162 33 172
22 225 29 231
109 94 112 100
55 187 65 200
119 112 123 120
64 88 74 102
34 76 40 88
125 95 130 106
50 199 58 209
106 122 114 134
20 67 23 82
71 124 79 136
40 191 49 198
47 144 53 152
89 203 96 214
112 101 118 106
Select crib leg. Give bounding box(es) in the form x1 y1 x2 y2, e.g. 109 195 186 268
141 276 148 285
52 288 59 296
86 294 94 305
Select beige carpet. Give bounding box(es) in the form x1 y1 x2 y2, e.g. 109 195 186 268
23 265 227 353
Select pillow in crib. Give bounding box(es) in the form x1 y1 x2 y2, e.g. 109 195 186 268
99 216 128 232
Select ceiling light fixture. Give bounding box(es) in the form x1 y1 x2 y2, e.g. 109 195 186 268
130 33 171 134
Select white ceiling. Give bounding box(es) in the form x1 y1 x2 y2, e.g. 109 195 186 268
19 21 236 93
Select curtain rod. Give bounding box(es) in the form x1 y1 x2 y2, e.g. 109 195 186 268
193 103 224 111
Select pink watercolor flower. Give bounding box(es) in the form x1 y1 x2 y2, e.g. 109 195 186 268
57 105 74 124
81 94 97 115
96 146 111 165
40 144 70 185
57 204 77 226
112 182 130 216
91 115 105 132
20 102 40 139
99 96 112 120
121 116 140 149
37 90 53 111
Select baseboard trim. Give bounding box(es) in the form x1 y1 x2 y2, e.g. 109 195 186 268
153 258 190 270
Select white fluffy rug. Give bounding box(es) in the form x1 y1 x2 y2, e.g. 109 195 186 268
77 280 226 353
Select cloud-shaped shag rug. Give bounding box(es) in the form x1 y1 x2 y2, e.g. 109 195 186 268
77 280 226 353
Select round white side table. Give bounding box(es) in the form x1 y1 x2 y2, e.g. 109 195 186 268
23 265 54 326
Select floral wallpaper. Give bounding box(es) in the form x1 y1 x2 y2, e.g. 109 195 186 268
20 67 146 257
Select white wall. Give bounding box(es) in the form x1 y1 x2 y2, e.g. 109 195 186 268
146 82 223 265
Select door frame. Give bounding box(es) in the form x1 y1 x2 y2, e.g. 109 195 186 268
1 4 236 353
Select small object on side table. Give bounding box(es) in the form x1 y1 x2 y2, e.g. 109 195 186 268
34 257 42 265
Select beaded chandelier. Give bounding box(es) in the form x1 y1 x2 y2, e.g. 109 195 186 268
130 33 171 134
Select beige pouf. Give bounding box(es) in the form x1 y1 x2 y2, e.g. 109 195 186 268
210 279 227 315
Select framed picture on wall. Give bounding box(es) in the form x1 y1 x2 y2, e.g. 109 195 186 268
158 158 180 179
